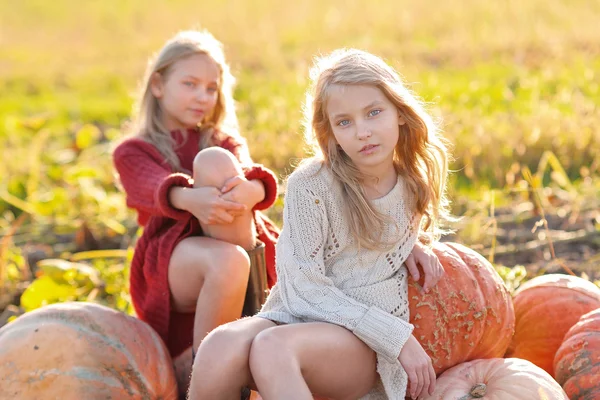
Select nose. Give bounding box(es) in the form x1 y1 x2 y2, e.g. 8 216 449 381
196 88 211 103
356 121 372 140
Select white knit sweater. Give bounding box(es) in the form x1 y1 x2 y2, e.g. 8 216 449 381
257 159 420 399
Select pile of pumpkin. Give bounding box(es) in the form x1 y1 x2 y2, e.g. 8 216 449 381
0 242 598 399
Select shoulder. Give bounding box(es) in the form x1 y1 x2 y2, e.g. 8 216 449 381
286 158 334 192
112 136 164 161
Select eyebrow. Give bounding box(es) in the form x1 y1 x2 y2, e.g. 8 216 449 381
330 101 384 120
182 75 220 84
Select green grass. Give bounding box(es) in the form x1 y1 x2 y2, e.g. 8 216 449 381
1 0 599 312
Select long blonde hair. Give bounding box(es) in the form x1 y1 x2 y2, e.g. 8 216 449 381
303 49 452 248
130 30 242 171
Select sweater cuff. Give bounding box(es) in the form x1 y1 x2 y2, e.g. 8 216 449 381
155 173 194 220
243 164 278 211
353 306 414 363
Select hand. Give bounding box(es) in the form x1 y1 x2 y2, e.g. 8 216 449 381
398 335 436 399
182 186 247 225
220 176 265 210
405 242 444 293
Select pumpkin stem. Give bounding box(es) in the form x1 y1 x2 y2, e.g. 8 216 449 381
470 383 487 398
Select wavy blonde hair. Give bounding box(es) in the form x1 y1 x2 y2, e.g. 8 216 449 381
129 30 242 171
303 49 452 248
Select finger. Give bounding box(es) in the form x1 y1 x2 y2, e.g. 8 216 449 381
428 360 436 395
228 208 245 217
218 198 247 212
417 365 429 398
221 175 244 193
408 371 418 399
438 260 445 277
405 255 420 283
434 262 443 286
433 261 444 287
414 367 424 399
422 261 432 293
429 257 442 290
214 209 234 224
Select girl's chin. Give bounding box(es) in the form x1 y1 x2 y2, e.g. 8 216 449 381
181 121 203 129
353 156 395 171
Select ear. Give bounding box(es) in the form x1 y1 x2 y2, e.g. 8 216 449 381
398 110 407 126
149 72 164 99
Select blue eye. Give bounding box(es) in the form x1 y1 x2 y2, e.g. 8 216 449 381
337 119 350 127
183 81 195 88
368 109 381 117
207 87 218 93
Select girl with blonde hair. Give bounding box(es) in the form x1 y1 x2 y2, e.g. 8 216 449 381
112 30 280 395
189 48 450 400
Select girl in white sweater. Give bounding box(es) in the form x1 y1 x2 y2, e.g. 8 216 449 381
189 48 452 400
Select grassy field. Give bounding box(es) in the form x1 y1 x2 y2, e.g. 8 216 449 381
1 0 599 315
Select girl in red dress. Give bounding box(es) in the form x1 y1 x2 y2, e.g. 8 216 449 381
112 30 279 395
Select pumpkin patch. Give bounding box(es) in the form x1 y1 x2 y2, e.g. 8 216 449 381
506 274 600 375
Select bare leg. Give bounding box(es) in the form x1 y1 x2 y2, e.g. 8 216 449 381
168 237 251 397
249 323 378 400
168 237 250 348
188 316 276 400
193 147 257 251
172 148 264 395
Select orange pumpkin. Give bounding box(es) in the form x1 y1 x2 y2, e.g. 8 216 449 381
553 308 600 399
506 274 600 375
421 358 568 399
408 242 515 374
0 302 177 399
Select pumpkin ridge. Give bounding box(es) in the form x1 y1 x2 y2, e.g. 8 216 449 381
420 358 568 399
508 275 600 376
0 302 177 399
15 311 158 394
553 309 600 398
408 242 515 375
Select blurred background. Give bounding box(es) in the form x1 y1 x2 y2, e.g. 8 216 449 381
1 0 599 323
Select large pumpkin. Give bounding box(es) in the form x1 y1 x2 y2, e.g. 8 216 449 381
408 242 515 374
421 358 568 399
505 274 600 375
0 302 177 399
553 308 600 399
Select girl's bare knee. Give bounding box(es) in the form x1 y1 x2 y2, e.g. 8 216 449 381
193 147 242 188
205 244 250 289
249 328 298 379
195 324 248 368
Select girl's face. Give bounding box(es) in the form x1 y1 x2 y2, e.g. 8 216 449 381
326 84 405 177
151 53 220 131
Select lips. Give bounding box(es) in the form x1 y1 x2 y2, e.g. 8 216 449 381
359 144 379 153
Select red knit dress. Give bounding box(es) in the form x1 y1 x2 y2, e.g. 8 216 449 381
113 128 279 357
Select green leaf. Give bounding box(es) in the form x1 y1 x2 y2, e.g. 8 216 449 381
75 124 101 150
20 276 78 312
37 258 101 287
0 190 38 215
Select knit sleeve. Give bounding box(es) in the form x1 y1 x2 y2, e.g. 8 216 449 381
276 174 414 363
113 139 193 221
